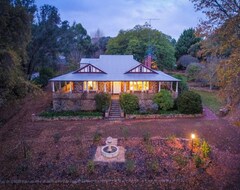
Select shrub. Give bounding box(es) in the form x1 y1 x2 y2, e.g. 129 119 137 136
120 126 129 140
167 134 176 142
201 140 211 158
120 93 139 114
93 131 102 143
53 132 61 143
125 160 135 173
186 62 203 81
172 74 189 95
173 155 188 167
94 92 111 112
177 55 199 70
147 159 159 173
67 165 77 176
153 90 174 111
87 160 95 174
143 131 151 143
177 91 203 114
194 155 203 168
33 67 54 87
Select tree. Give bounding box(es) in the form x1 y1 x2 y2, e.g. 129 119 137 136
27 5 61 79
175 28 201 60
191 0 240 108
177 55 199 69
106 25 176 70
200 57 218 90
0 0 37 105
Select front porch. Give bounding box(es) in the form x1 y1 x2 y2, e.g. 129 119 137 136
51 81 179 97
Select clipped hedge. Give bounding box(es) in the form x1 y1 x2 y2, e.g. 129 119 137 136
153 90 174 111
177 91 202 114
120 93 139 114
94 92 111 112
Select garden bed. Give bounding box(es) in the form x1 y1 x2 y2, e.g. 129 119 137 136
32 111 103 121
126 113 203 119
0 137 214 189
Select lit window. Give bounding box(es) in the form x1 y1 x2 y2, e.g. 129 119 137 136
84 81 98 91
129 81 149 91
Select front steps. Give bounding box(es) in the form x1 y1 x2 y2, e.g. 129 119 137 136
107 99 124 120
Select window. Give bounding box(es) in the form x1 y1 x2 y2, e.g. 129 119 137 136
130 81 149 91
84 81 98 91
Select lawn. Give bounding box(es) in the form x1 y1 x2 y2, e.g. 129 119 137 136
192 89 223 113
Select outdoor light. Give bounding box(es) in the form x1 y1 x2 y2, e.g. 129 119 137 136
191 133 196 140
191 133 195 156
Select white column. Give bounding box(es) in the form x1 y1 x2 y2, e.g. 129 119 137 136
51 81 55 92
86 81 89 92
111 82 113 93
142 81 144 92
124 82 126 92
96 82 98 91
158 82 161 92
69 82 72 93
104 82 106 92
176 82 178 93
58 82 61 91
170 82 173 91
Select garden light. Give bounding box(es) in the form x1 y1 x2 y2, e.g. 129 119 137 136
191 133 196 156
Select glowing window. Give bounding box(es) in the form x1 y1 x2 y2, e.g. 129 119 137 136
130 81 149 91
84 81 98 91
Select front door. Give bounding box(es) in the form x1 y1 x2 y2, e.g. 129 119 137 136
113 82 121 94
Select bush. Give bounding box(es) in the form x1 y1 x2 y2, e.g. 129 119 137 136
173 155 188 167
33 67 54 87
120 93 139 114
177 91 203 114
94 92 111 112
153 90 174 111
201 140 211 158
143 131 151 143
125 160 135 173
186 63 203 81
172 74 189 95
177 55 199 70
147 159 159 173
93 131 102 143
87 160 95 174
194 155 203 168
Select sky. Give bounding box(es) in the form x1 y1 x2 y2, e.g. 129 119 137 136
36 0 204 40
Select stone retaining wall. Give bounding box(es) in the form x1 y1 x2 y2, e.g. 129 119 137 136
53 92 97 111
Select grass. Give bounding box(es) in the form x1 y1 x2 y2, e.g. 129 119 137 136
192 90 223 113
39 110 102 118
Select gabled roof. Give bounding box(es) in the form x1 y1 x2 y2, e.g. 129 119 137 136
74 64 106 74
125 64 158 74
50 55 180 82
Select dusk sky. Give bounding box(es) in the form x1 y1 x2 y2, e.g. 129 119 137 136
36 0 204 39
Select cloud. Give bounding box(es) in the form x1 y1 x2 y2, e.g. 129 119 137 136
36 0 204 39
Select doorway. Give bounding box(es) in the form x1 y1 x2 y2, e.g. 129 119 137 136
113 82 121 94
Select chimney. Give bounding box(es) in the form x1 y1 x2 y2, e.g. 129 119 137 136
144 54 151 68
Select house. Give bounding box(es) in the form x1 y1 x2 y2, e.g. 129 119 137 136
50 55 180 112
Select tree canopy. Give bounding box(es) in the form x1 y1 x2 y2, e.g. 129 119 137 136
175 28 201 60
106 25 176 70
0 0 37 106
190 0 240 108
